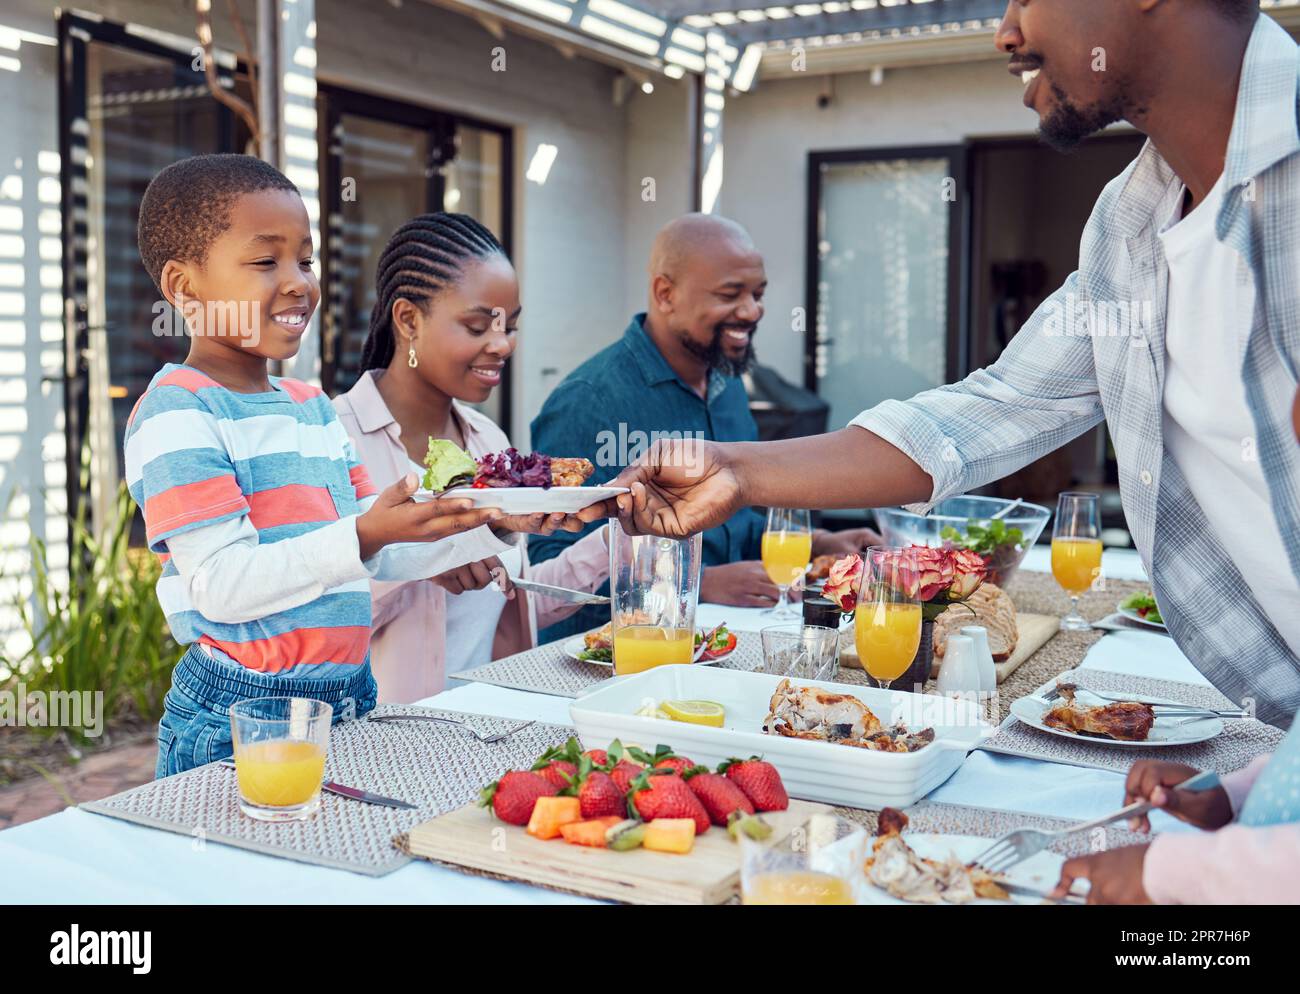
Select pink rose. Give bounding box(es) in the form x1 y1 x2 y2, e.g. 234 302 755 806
947 548 988 600
896 545 954 602
822 554 863 612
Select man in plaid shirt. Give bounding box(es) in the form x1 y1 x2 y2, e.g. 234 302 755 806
606 5 1300 727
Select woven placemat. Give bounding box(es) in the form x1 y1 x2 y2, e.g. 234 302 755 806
979 667 1285 774
79 706 573 877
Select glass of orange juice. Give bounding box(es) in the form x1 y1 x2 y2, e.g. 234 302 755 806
854 546 924 690
761 508 813 619
609 531 703 676
230 697 331 821
741 813 866 905
1051 491 1102 631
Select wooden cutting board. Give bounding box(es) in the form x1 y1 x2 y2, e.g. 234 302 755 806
839 612 1059 684
402 799 830 904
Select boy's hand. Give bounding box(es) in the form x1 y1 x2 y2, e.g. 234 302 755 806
356 474 503 560
1124 761 1233 832
1053 844 1151 904
431 556 513 598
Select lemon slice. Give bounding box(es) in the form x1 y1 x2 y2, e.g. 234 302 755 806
661 699 726 727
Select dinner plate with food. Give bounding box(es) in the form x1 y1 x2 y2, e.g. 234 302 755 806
846 808 1073 905
1116 591 1167 630
413 440 627 514
565 623 739 667
1010 683 1223 746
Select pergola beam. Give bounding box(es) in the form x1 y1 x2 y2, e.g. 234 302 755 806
662 0 1008 39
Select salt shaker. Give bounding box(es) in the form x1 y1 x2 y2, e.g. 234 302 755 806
960 625 998 695
935 634 982 697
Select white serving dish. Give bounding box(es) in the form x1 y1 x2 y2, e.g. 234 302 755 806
569 666 995 810
412 485 627 514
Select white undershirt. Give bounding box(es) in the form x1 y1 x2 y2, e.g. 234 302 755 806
406 458 522 673
1159 175 1300 657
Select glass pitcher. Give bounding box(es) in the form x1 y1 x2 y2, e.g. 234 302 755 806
608 531 703 676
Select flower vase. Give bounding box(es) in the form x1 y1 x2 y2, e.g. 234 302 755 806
900 618 935 692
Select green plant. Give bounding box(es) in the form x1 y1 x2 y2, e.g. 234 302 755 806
3 481 182 743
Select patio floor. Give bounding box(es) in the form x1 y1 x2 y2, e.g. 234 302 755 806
0 741 156 830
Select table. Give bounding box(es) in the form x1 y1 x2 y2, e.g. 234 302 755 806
1 552 1179 905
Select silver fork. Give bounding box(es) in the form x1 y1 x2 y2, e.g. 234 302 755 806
970 769 1222 875
365 713 533 744
1040 683 1248 720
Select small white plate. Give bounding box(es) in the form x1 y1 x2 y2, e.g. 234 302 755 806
412 485 627 515
1010 692 1223 747
1116 601 1167 630
562 633 735 668
852 833 1068 905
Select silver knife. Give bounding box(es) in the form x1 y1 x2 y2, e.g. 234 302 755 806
218 759 416 810
510 577 610 606
995 880 1087 905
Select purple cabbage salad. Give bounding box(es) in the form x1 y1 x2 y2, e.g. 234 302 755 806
475 448 552 488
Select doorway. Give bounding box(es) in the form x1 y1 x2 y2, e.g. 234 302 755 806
318 87 512 429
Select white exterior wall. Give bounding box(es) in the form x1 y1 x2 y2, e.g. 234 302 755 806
719 58 1044 385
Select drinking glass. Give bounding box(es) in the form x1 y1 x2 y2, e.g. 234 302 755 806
740 813 867 905
1051 492 1102 631
230 697 331 821
609 531 703 676
854 546 923 690
760 624 841 682
761 508 813 619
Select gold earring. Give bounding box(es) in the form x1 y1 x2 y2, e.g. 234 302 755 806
407 343 418 369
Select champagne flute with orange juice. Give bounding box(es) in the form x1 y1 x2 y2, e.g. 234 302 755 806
762 508 812 619
854 547 923 690
230 697 331 821
1051 491 1102 631
609 530 703 676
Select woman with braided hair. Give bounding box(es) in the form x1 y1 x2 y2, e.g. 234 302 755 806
333 213 610 701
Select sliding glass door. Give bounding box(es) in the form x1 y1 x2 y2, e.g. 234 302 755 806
805 147 965 432
319 88 512 428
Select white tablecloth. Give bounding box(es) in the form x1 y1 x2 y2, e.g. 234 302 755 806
0 551 1178 904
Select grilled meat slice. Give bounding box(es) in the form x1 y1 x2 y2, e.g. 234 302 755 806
763 678 883 741
549 457 595 487
1042 684 1156 741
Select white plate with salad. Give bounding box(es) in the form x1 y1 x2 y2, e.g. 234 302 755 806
1117 591 1166 629
564 623 739 668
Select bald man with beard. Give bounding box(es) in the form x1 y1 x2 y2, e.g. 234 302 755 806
529 214 877 638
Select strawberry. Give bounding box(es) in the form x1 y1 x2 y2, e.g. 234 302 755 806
582 748 608 767
577 769 626 819
533 759 577 791
607 760 643 794
479 770 557 826
653 757 695 776
718 756 789 812
628 770 710 835
628 744 693 777
683 768 754 826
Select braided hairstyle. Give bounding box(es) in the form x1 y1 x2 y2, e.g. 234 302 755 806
359 212 506 371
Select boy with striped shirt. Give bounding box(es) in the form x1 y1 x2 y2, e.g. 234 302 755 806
128 155 535 776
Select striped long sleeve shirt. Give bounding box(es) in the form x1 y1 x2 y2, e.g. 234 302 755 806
124 363 510 679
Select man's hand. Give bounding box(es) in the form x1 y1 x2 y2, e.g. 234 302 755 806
611 439 745 538
701 561 780 608
1124 761 1233 832
811 526 882 558
431 556 514 598
1053 844 1152 904
356 474 503 560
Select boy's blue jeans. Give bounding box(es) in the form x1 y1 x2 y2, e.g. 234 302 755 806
155 645 378 779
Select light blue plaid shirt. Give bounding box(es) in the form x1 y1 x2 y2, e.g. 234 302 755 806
853 15 1300 728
